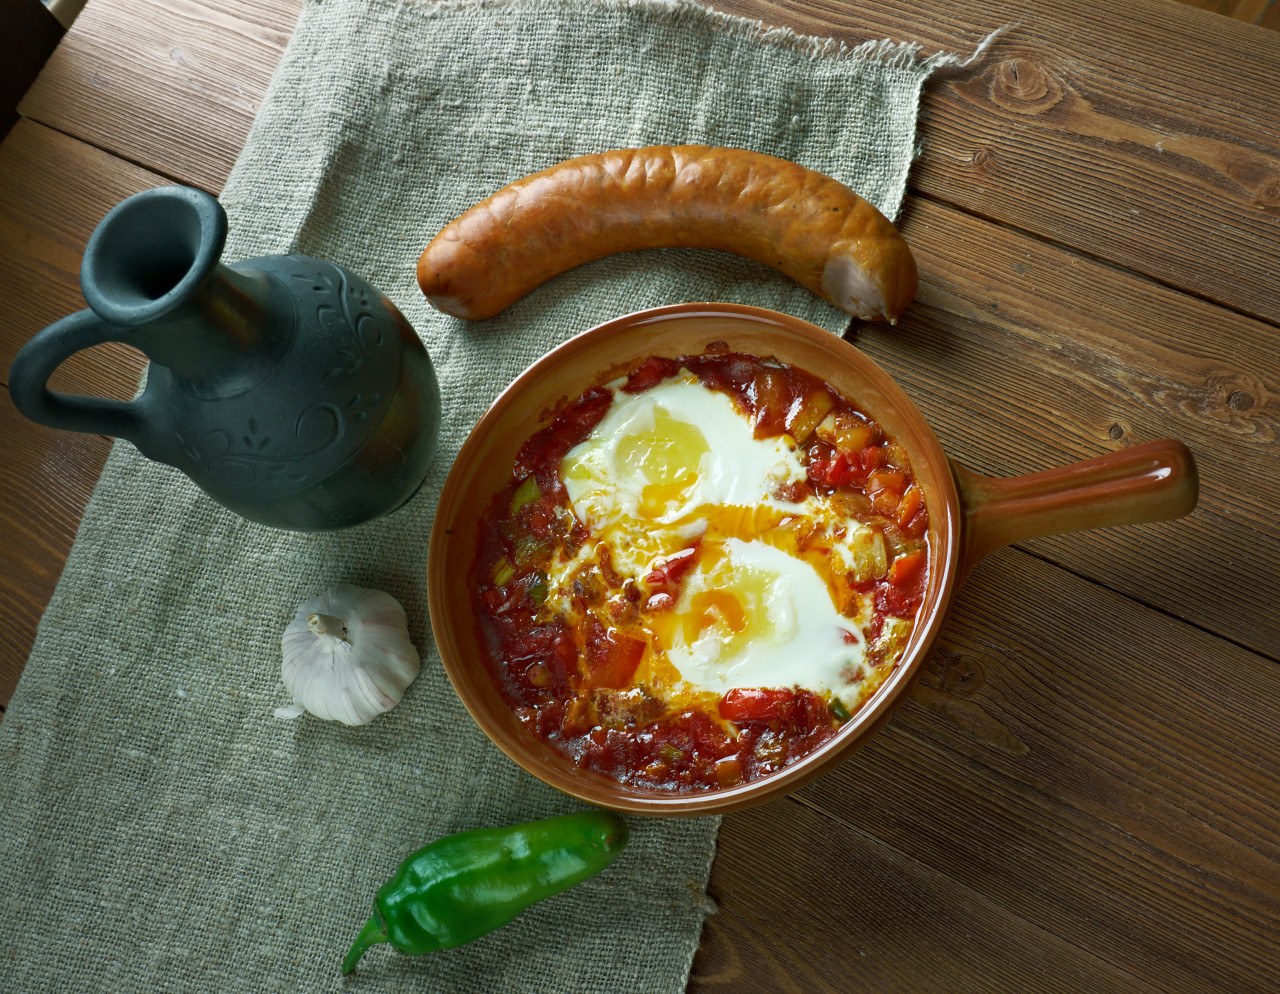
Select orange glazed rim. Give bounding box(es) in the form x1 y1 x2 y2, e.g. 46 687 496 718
426 303 964 816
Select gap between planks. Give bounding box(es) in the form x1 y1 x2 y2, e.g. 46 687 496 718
903 187 1280 333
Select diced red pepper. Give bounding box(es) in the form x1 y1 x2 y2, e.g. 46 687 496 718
719 687 797 724
889 549 927 587
642 545 699 596
583 616 645 690
867 469 907 498
901 502 929 539
895 485 924 531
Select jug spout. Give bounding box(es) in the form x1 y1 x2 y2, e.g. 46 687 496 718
80 186 289 397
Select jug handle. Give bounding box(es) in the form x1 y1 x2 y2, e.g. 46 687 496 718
8 309 147 444
952 439 1200 576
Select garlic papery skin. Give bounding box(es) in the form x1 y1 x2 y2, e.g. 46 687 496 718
281 583 421 726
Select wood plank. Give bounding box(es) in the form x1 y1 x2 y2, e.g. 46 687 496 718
0 120 163 707
859 194 1280 658
690 797 1166 994
18 0 302 194
691 550 1280 992
0 119 157 398
1173 0 1277 25
22 0 1280 327
0 397 113 707
711 0 1280 327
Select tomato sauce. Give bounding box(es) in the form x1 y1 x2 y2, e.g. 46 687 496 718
472 348 929 792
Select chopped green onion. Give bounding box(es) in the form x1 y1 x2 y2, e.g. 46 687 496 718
829 698 852 722
493 558 515 587
510 476 541 515
525 570 548 603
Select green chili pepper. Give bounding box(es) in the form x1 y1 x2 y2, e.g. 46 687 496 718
341 810 629 974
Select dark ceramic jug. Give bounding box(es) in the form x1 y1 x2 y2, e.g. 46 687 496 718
9 186 441 531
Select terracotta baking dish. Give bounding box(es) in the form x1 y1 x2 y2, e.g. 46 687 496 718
427 303 1198 816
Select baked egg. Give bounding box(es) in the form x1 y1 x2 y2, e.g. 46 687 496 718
550 371 892 712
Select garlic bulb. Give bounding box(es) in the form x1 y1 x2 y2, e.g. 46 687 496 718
280 583 421 725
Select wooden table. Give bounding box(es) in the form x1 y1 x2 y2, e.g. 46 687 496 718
3 0 1278 989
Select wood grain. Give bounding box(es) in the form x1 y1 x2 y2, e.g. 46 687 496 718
0 396 113 706
19 0 302 194
863 195 1280 657
710 0 1280 327
22 0 1280 327
0 119 157 397
1174 0 1277 26
0 120 160 706
691 550 1280 992
691 798 1167 994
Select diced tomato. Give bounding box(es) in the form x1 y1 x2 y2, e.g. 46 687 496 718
874 549 928 618
481 584 529 617
646 592 675 612
623 356 681 393
774 479 812 503
806 452 859 489
719 687 797 724
827 453 855 487
513 386 613 489
583 616 645 690
506 622 577 696
519 498 555 539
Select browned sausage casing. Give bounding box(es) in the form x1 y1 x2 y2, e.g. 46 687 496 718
417 146 918 322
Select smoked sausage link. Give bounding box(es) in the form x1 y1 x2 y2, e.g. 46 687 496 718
417 146 918 322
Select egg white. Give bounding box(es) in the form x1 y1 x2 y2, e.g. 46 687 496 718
548 372 903 710
661 538 870 708
560 374 807 579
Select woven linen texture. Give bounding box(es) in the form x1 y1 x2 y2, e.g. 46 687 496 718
0 0 951 989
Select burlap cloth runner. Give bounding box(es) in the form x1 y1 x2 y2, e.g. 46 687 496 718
0 0 986 989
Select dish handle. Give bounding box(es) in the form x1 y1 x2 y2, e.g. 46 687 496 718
952 439 1199 575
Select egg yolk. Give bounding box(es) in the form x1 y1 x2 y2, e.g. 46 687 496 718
615 406 709 519
556 375 885 710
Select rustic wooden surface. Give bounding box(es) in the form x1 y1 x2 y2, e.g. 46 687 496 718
2 0 1278 990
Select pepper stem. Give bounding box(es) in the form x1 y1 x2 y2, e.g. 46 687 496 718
308 613 349 641
341 914 388 975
